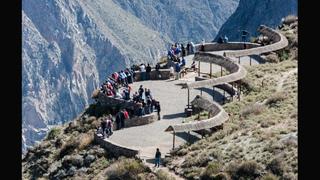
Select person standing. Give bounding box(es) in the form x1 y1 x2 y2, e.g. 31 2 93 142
140 64 146 81
138 85 144 99
155 63 161 79
115 111 122 130
155 101 161 120
146 64 152 80
175 63 181 80
154 148 161 168
106 115 113 137
120 109 125 129
100 117 107 138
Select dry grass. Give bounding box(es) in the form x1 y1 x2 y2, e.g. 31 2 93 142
241 103 265 117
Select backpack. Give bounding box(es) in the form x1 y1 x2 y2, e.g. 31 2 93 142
124 111 129 119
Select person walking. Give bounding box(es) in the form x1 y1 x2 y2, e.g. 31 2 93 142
154 148 161 168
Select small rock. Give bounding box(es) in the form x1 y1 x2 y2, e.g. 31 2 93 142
66 166 76 176
62 155 84 168
84 155 96 166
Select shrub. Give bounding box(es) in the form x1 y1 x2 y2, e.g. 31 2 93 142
78 133 94 150
241 103 265 117
265 54 279 63
261 173 280 180
227 161 262 180
266 158 284 176
107 158 147 179
59 139 79 158
265 92 286 107
201 162 222 179
155 169 175 180
47 127 61 140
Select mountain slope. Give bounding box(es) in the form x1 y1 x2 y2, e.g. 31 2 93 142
215 0 297 41
113 0 239 43
22 0 170 152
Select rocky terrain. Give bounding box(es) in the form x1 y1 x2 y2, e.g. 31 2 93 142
22 0 240 152
112 0 239 42
22 0 171 152
215 0 297 41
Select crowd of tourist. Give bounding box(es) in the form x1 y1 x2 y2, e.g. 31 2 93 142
96 65 162 138
167 42 195 80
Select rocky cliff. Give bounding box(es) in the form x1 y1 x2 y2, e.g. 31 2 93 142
22 0 171 152
113 0 239 43
215 0 297 41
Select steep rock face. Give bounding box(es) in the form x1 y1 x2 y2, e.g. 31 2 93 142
215 0 297 41
112 0 239 43
22 0 170 152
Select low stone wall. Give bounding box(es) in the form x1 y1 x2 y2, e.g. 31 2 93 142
195 76 236 96
125 113 157 127
134 69 170 81
94 134 139 157
95 92 137 110
195 42 260 52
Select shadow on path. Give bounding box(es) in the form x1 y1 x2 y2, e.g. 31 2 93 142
162 112 186 120
175 132 201 144
194 87 225 103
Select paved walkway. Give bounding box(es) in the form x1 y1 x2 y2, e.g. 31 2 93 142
105 53 261 159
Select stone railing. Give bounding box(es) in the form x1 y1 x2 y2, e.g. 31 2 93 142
165 95 228 132
195 76 237 96
224 25 288 57
194 42 260 52
118 113 157 128
94 134 139 157
165 25 288 134
134 69 171 81
185 52 247 89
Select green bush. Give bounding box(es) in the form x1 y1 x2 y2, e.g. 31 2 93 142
201 162 222 179
47 127 61 140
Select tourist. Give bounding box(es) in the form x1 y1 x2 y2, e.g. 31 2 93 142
155 63 161 79
125 69 132 84
181 57 186 67
100 117 107 138
123 108 129 121
191 61 196 71
146 96 152 113
181 44 186 57
106 115 113 137
115 110 123 130
175 63 181 80
138 85 144 99
170 66 174 79
120 109 126 129
155 101 161 120
186 42 190 55
130 67 136 82
223 35 229 43
190 42 195 53
145 88 150 98
140 64 146 81
146 63 152 80
154 148 161 168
